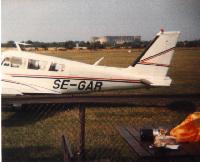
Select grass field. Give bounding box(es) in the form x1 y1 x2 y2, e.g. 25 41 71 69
2 48 200 162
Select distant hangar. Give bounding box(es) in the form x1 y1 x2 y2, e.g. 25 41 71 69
91 35 141 44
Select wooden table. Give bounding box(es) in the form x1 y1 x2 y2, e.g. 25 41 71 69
116 126 200 158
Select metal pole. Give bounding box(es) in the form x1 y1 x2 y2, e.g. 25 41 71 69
79 105 85 160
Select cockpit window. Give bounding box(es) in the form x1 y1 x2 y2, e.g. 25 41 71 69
2 57 11 66
28 59 47 70
49 63 65 72
2 57 23 68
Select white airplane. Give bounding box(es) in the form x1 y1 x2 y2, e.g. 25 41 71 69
1 30 180 95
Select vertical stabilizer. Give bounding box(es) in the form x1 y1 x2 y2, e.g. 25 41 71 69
130 30 180 86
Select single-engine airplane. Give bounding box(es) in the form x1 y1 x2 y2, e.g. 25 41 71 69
1 30 180 95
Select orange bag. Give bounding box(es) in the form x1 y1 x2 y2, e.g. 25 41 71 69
170 112 200 142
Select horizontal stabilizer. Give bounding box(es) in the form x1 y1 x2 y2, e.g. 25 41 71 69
148 77 172 86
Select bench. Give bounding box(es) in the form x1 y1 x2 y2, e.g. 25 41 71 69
116 126 200 158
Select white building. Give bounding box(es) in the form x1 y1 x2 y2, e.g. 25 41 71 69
91 36 141 44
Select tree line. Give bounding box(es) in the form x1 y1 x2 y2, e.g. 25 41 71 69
2 39 200 49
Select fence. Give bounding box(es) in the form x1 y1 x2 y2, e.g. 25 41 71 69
2 94 200 162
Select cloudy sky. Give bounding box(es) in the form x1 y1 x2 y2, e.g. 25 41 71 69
2 0 200 42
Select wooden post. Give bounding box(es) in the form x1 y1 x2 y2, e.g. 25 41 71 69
79 105 85 160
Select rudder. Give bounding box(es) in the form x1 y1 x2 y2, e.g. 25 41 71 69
130 30 180 86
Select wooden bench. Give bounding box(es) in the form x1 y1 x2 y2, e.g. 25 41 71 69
62 135 110 162
116 126 200 158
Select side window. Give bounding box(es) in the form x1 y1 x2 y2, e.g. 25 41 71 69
11 57 22 68
28 59 47 70
28 59 39 70
49 63 65 72
2 57 23 68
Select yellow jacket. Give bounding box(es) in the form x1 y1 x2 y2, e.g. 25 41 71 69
170 112 200 142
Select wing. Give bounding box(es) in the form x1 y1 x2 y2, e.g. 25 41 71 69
2 88 23 95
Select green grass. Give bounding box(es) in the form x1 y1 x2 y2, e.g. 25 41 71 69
2 48 200 162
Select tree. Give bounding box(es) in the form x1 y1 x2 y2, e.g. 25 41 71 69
64 41 76 49
26 40 33 45
6 40 15 47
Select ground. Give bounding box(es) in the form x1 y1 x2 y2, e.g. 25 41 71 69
2 48 200 162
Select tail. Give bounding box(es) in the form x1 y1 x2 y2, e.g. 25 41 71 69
131 30 180 86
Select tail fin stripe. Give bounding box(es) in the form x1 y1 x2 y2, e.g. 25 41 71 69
137 62 169 67
140 47 175 62
131 35 159 66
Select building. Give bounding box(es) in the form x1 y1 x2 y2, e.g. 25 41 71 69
74 43 88 50
91 35 141 44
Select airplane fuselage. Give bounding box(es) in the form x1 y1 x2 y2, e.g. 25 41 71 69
2 51 145 95
1 31 180 95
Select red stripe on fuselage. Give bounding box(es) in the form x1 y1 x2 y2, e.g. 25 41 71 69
5 73 142 84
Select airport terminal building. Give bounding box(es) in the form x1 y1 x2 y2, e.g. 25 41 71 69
91 35 141 44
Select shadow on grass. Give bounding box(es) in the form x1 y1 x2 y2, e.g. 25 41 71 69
2 146 133 162
2 104 75 127
2 146 62 162
84 147 126 162
2 100 197 127
167 101 197 112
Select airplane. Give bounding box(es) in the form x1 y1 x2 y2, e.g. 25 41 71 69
1 30 180 95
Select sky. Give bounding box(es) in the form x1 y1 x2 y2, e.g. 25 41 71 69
1 0 200 42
